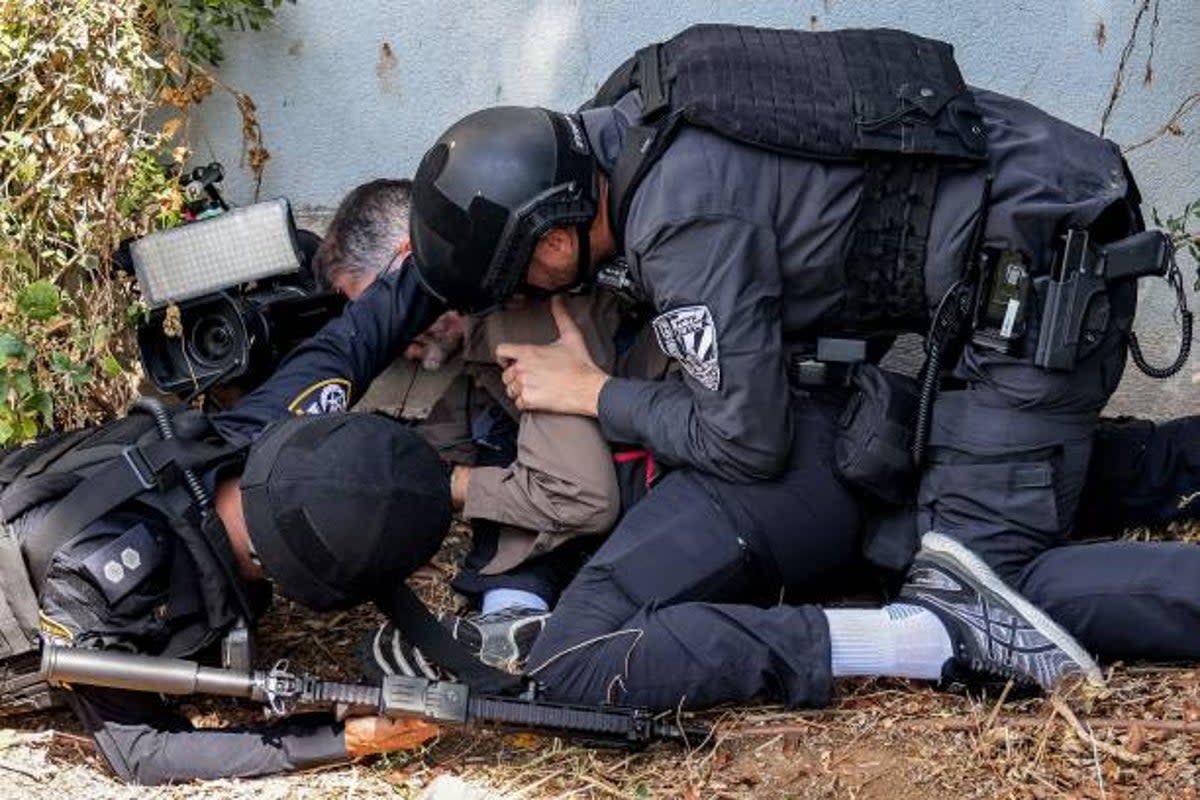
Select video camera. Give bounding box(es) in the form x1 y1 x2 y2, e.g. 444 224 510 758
124 163 345 400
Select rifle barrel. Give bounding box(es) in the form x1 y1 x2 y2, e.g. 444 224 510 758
41 645 256 699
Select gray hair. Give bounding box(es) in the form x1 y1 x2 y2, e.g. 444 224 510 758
314 178 412 287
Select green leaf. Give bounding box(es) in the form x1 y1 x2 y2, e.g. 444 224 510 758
69 364 93 388
101 353 123 378
17 280 61 320
12 372 32 399
126 301 150 327
0 420 13 446
25 390 52 423
49 353 91 387
0 333 28 362
49 352 74 372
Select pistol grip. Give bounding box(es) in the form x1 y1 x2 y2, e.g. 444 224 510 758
1099 230 1170 281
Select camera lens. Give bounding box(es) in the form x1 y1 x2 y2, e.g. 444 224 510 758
188 314 238 368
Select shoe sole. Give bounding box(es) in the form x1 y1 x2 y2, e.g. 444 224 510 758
920 531 1105 688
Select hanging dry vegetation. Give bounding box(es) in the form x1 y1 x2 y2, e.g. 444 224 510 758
0 0 286 445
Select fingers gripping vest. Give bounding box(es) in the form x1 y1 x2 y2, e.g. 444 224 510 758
594 25 989 333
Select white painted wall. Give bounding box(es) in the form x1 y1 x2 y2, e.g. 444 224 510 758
192 0 1199 414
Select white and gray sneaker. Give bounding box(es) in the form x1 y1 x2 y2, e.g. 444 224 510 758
900 532 1104 693
443 606 551 673
358 606 551 681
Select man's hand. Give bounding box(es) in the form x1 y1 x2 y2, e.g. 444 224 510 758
495 296 609 417
344 715 440 758
403 311 466 370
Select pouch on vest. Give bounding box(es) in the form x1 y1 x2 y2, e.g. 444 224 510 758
834 363 920 506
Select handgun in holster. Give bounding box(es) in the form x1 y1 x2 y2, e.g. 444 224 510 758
1033 229 1171 371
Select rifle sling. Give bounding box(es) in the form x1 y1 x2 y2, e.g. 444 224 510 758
25 438 236 587
377 582 523 695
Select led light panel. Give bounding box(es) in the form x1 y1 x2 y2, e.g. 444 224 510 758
131 199 301 307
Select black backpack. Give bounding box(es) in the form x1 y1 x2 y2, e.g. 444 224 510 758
0 399 249 715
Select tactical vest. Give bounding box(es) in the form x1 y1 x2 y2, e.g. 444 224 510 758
590 25 990 334
0 401 251 715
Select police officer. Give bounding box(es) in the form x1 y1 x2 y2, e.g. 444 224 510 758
403 25 1200 709
9 413 447 783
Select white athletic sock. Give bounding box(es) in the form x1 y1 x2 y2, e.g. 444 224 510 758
824 604 953 680
481 588 549 616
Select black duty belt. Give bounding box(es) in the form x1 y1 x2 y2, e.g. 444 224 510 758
786 337 879 388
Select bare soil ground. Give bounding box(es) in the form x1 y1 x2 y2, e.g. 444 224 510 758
2 524 1198 799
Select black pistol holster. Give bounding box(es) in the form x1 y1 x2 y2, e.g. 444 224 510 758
835 363 921 507
1033 228 1189 376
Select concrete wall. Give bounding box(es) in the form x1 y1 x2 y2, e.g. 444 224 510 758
192 0 1199 416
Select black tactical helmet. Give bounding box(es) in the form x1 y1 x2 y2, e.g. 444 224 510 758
410 106 598 312
239 413 451 611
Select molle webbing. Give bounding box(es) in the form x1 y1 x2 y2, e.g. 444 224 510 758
595 25 990 333
836 157 941 333
597 25 988 163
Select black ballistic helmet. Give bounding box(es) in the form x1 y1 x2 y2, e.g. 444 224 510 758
410 106 598 312
239 413 451 611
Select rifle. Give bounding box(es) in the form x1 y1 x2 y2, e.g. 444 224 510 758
41 644 699 748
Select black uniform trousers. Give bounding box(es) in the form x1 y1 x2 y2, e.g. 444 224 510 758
529 344 1200 710
921 283 1200 662
526 395 860 710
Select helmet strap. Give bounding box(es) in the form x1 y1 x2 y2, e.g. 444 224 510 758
568 221 593 292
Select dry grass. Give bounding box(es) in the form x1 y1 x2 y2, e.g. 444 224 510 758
2 523 1199 798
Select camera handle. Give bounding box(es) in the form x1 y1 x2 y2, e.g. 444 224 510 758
182 162 230 216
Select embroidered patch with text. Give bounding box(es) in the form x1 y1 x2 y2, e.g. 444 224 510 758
652 305 720 391
287 378 351 415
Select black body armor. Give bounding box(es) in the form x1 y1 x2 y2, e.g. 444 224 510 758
590 24 990 334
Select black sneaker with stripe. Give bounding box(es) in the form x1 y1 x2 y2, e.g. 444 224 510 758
900 532 1104 693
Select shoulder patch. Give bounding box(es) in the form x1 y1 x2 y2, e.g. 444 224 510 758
652 305 720 391
287 378 351 415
